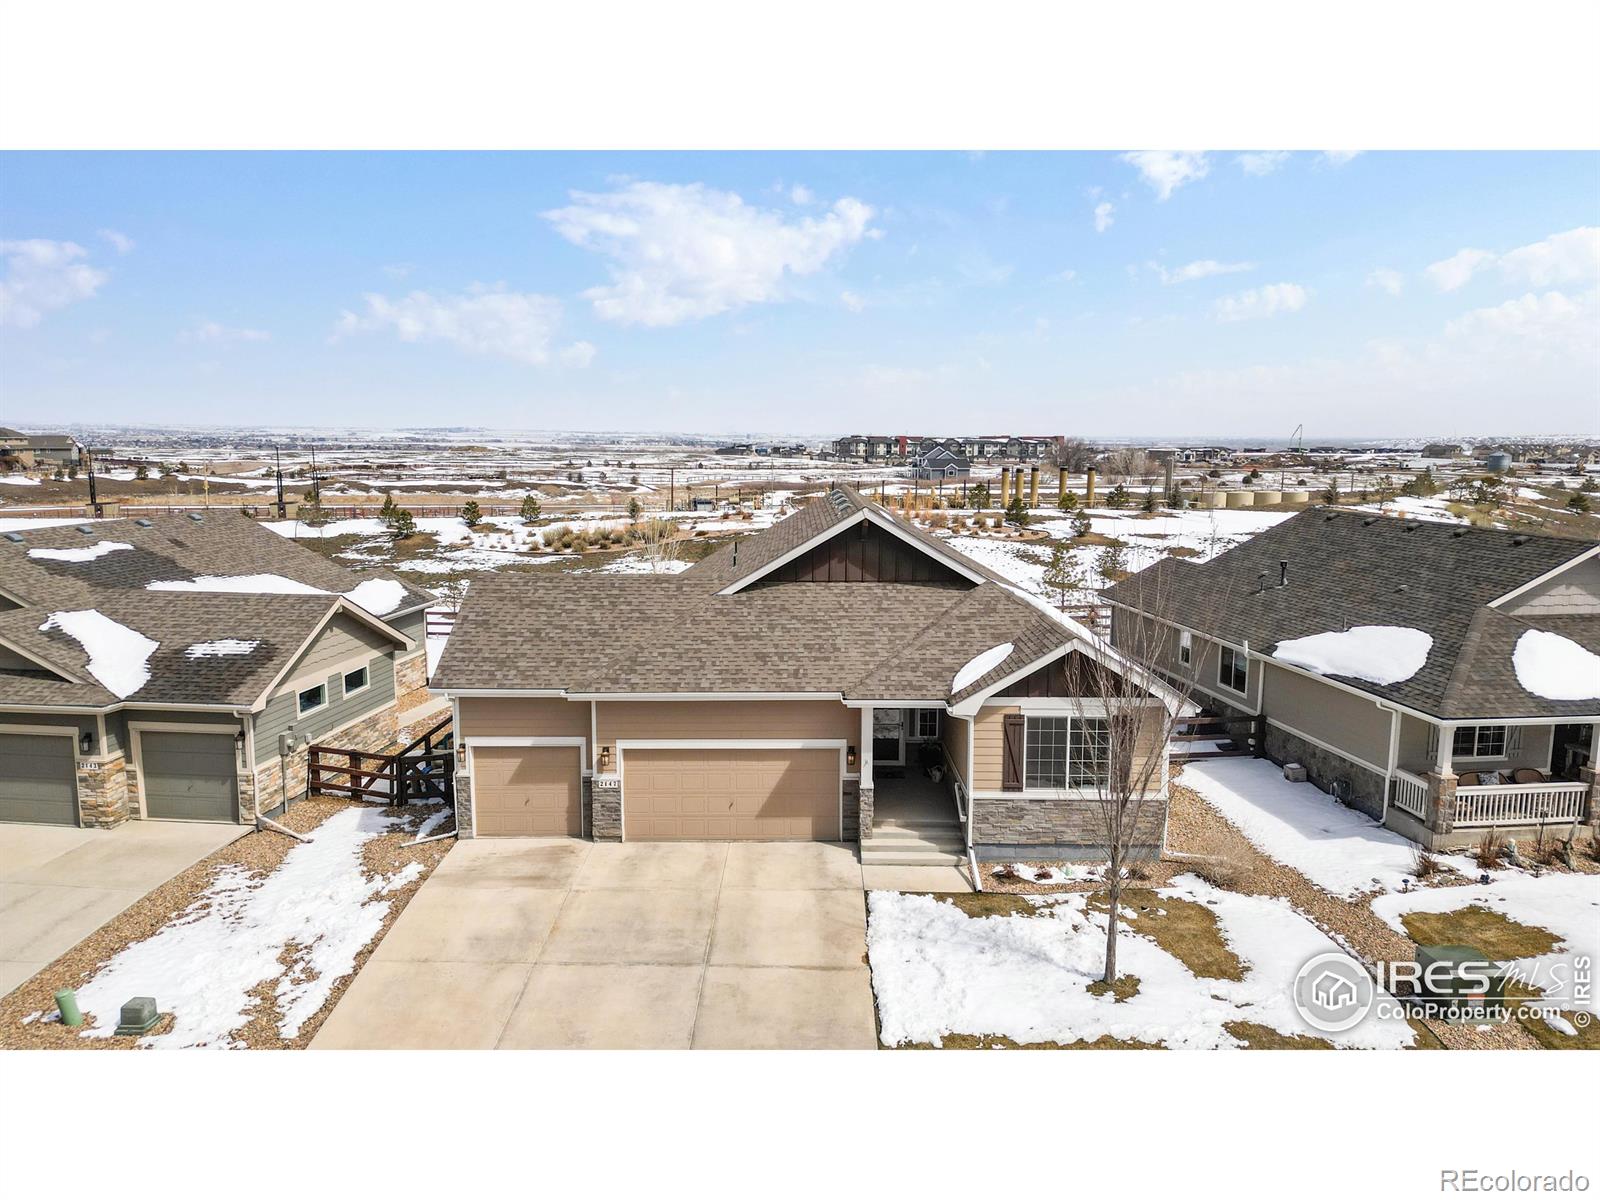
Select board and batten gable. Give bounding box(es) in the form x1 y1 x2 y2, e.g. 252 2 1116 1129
252 613 398 763
1503 554 1600 617
387 606 428 656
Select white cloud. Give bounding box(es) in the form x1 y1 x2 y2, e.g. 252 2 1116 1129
0 239 109 328
98 229 135 255
180 320 271 344
543 181 876 326
1213 282 1308 322
381 263 415 280
1235 151 1290 176
789 184 815 205
1425 247 1495 292
1321 151 1364 166
1497 226 1600 288
840 290 865 312
559 340 597 367
1049 268 1076 283
1366 268 1404 296
1424 227 1599 294
1120 151 1209 200
1153 259 1256 285
333 285 581 366
1443 289 1592 351
1093 201 1115 233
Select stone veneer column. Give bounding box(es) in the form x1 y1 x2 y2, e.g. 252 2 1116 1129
394 653 430 713
76 755 129 828
591 775 622 841
1582 764 1600 830
858 784 874 840
1425 770 1457 835
453 770 474 838
840 779 860 842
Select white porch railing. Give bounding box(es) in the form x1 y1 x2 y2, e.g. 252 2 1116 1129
1390 768 1430 820
1453 781 1588 829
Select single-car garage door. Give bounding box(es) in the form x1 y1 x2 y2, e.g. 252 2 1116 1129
139 731 239 822
473 745 583 836
623 747 841 841
0 732 78 826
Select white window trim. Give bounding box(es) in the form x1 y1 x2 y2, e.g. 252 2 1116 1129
1218 645 1249 695
1178 630 1193 667
341 663 372 700
909 708 941 741
296 683 329 718
1020 713 1111 793
1452 723 1511 761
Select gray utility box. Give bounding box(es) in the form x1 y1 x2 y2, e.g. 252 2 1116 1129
115 996 161 1036
1415 945 1507 1022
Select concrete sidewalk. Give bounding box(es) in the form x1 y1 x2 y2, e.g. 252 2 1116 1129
0 821 244 997
313 840 884 1050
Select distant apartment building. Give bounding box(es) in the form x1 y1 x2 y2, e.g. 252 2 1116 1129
831 433 1058 462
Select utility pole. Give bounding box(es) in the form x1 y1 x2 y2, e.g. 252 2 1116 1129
274 447 286 518
669 467 675 512
86 449 102 518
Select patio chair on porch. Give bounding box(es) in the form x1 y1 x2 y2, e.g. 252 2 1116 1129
1510 767 1549 785
1455 771 1485 787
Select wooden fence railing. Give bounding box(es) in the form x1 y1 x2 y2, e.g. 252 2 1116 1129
309 740 453 805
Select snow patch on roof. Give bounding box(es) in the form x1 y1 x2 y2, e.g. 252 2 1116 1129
342 578 406 616
39 609 158 698
27 540 133 563
951 641 1014 693
185 638 261 659
147 573 326 595
1512 629 1600 701
1272 625 1432 686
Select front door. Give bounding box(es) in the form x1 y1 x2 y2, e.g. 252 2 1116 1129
872 709 904 765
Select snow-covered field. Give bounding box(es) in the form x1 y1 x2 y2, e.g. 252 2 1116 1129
68 804 437 1048
868 876 1417 1049
1179 757 1419 897
1371 871 1600 1011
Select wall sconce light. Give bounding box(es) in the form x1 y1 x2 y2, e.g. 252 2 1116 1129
599 746 614 772
80 731 94 755
846 745 858 769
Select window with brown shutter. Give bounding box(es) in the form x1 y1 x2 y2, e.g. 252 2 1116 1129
1002 713 1025 791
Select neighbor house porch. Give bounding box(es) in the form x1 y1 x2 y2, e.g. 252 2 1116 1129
1388 716 1597 841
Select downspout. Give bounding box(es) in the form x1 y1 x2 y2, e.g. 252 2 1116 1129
1377 700 1401 822
966 713 982 892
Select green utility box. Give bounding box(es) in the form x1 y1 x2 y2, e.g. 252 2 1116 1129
1415 945 1507 1022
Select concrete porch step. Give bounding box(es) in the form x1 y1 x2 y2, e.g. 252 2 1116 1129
860 844 966 866
870 819 962 838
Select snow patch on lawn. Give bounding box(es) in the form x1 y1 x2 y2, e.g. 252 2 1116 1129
951 641 1013 692
39 609 158 698
1371 871 1600 1010
586 552 693 574
868 875 1416 1049
1272 625 1433 686
27 540 132 563
1180 757 1417 897
185 638 260 658
75 806 419 1048
1512 629 1600 701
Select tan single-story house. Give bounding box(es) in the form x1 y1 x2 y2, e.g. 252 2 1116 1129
1104 508 1600 848
432 485 1182 863
0 511 434 828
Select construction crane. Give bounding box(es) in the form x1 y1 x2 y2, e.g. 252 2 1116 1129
1289 423 1305 452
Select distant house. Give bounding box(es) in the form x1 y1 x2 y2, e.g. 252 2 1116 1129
1104 508 1600 849
714 443 754 456
911 444 971 480
0 428 85 471
1422 441 1472 459
0 512 435 830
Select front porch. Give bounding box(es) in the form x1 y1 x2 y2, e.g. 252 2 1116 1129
1388 716 1597 844
855 703 966 865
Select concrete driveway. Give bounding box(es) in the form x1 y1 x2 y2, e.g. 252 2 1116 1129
0 821 244 996
313 840 882 1049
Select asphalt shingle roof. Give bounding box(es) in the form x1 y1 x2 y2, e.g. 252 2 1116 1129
1102 507 1599 719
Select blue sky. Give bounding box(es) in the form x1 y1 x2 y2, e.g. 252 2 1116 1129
2 151 1596 437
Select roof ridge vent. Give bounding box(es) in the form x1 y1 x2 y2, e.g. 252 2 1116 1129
2 532 23 543
75 525 95 534
1510 534 1529 546
1362 516 1378 526
1403 521 1421 532
134 518 153 527
186 512 205 522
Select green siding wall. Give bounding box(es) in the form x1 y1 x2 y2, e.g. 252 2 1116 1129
253 653 395 763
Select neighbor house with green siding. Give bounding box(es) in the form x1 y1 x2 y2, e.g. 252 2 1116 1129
0 511 432 828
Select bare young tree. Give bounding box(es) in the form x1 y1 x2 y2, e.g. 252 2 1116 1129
1068 567 1192 985
638 516 682 573
1102 447 1154 483
1054 437 1096 473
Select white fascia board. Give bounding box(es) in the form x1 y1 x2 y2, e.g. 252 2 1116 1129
436 688 570 698
841 698 947 709
713 506 988 595
563 691 842 702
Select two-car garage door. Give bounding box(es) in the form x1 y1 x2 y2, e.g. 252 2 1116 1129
469 743 842 840
623 747 841 841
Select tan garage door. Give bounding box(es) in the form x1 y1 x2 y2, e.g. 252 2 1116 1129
472 745 583 837
623 747 840 841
